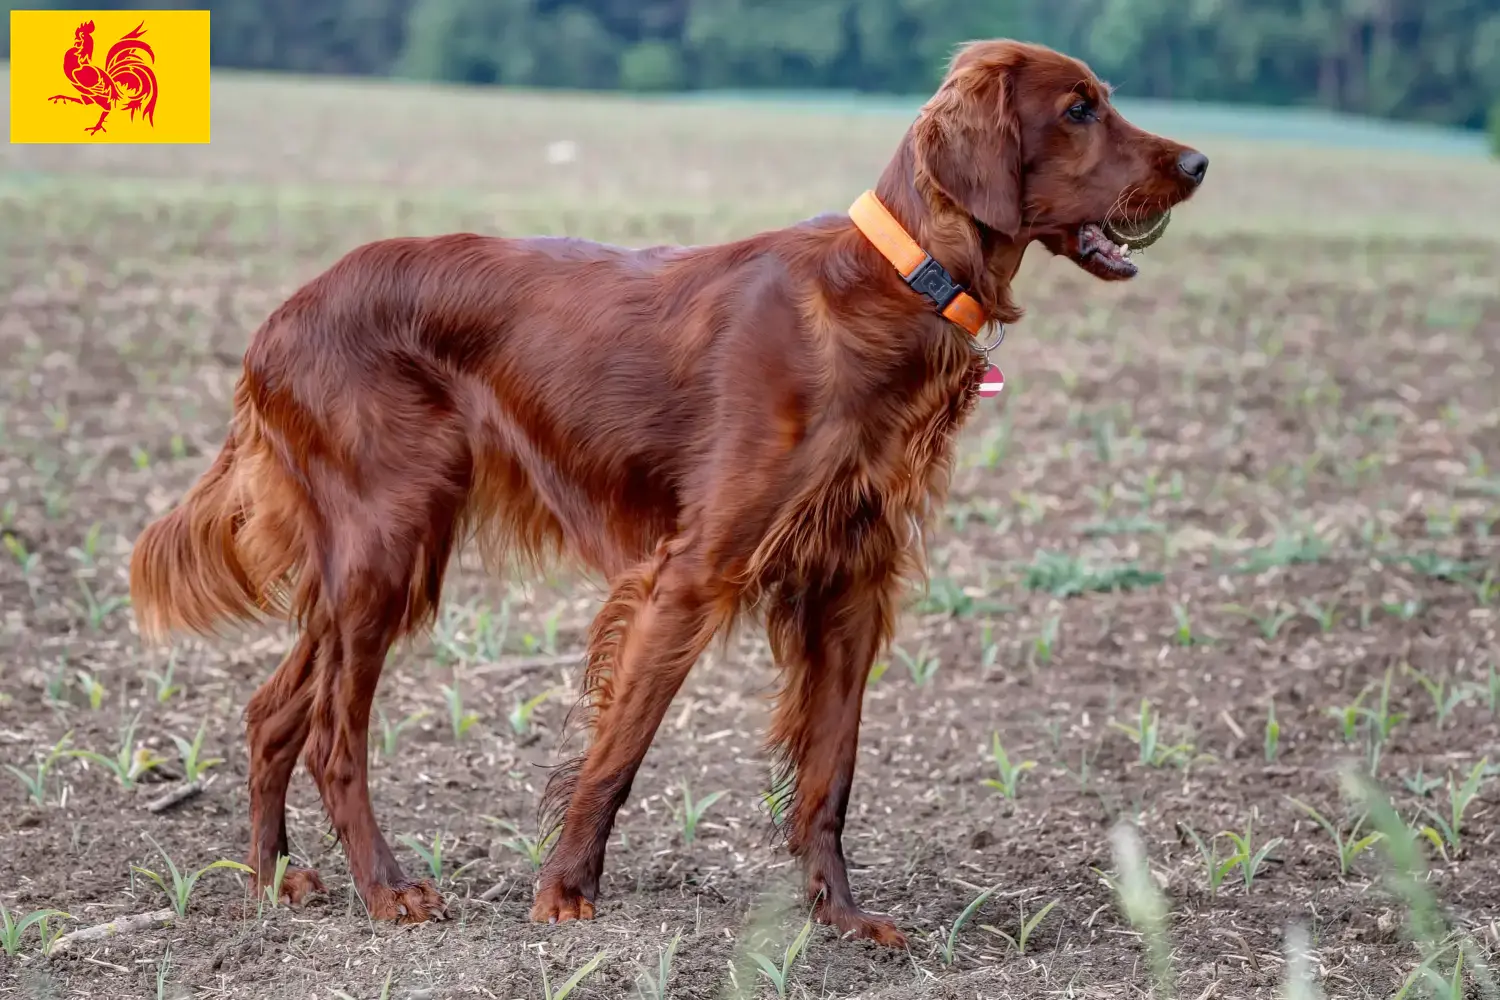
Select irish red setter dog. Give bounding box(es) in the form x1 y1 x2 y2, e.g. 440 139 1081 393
130 39 1206 945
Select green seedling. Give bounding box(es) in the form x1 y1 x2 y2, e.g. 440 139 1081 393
634 929 682 1000
508 688 554 736
433 598 513 666
748 916 814 997
1234 528 1326 574
541 605 563 655
486 817 559 870
1023 550 1163 598
1064 744 1098 794
170 721 223 783
1110 698 1198 768
73 579 128 629
144 653 182 703
941 882 1002 965
1471 569 1498 606
6 730 74 806
1421 949 1467 1000
865 659 889 687
1170 602 1199 646
539 948 607 1000
1220 812 1282 892
1394 552 1485 583
981 732 1036 799
333 972 393 1000
64 714 166 790
1299 598 1340 633
673 780 728 844
397 832 445 881
442 679 479 741
1401 764 1445 798
1181 826 1241 897
915 575 1008 617
131 835 252 916
262 853 291 907
1403 664 1470 729
1330 668 1405 773
981 897 1058 956
1264 702 1281 762
35 913 69 957
4 533 42 601
894 644 940 686
1224 601 1297 640
75 670 105 710
65 522 103 568
1287 798 1383 876
0 903 71 957
1383 598 1423 621
1080 515 1164 538
1417 757 1490 856
1032 614 1061 665
376 706 429 757
1327 687 1372 743
978 622 1000 672
43 659 69 706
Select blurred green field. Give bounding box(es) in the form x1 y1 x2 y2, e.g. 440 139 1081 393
3 65 1498 242
2 68 1499 1000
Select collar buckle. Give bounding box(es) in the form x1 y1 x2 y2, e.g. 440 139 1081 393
902 254 964 312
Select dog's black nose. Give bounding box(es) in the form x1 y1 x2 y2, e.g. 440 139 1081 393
1177 149 1209 185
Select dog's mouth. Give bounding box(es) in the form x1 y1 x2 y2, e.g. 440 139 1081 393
1076 222 1138 279
1053 212 1172 282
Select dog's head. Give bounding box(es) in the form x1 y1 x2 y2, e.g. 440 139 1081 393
911 39 1207 281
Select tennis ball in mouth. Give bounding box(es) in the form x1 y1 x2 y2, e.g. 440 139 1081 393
1102 210 1171 251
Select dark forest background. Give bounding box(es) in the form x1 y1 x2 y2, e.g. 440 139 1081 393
5 0 1499 133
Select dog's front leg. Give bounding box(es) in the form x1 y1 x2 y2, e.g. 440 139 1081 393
531 539 729 923
767 573 907 948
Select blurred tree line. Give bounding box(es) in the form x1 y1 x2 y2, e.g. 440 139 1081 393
5 0 1498 131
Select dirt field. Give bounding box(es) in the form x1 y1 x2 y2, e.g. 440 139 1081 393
3 72 1500 1000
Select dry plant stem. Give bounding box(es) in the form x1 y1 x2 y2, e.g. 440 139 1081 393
48 909 175 954
145 780 203 813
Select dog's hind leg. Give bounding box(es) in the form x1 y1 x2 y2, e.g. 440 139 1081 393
245 631 325 904
299 450 470 923
531 537 730 923
766 574 906 948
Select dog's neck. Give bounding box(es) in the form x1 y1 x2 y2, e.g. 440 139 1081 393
873 133 1025 327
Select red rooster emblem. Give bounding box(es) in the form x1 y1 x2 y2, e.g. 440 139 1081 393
47 20 159 136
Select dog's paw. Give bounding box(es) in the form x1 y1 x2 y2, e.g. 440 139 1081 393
364 878 448 924
530 881 596 924
273 866 327 906
815 902 908 949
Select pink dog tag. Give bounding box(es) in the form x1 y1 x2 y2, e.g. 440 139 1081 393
978 364 1004 397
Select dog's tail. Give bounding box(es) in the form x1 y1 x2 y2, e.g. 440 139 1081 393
130 386 306 643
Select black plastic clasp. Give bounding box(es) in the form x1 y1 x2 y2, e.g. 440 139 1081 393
903 254 964 312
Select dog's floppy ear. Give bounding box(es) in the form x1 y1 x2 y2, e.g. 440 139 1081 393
912 55 1023 238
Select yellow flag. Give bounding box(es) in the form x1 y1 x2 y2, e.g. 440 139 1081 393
9 9 211 144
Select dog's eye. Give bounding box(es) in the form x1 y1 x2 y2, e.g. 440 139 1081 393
1066 101 1095 123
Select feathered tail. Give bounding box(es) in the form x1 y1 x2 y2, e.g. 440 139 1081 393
129 381 309 643
105 22 158 124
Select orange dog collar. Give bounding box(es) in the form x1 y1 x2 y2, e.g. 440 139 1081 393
848 190 987 336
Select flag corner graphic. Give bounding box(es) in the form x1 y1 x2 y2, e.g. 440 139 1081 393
9 9 211 144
